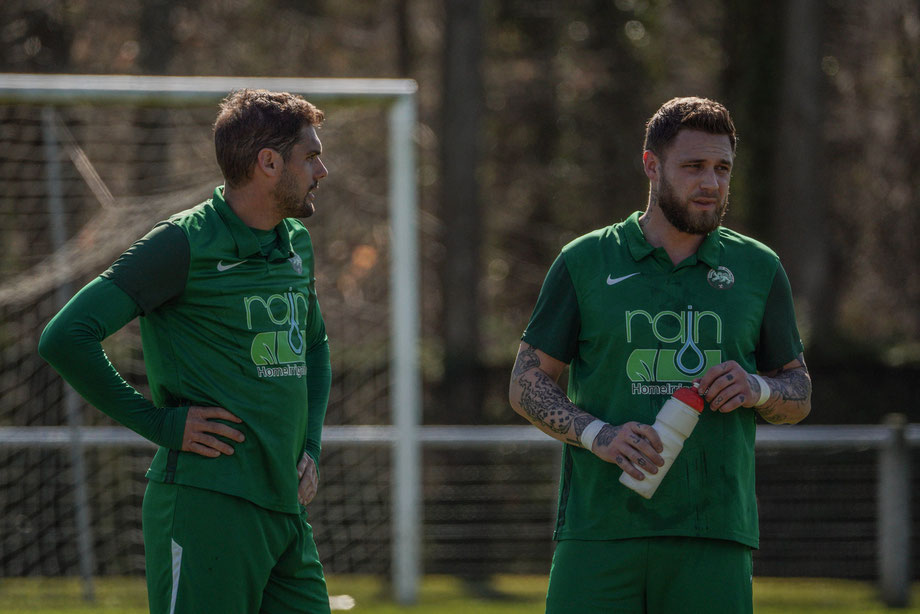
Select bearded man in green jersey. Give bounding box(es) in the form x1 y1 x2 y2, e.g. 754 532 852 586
509 97 812 614
40 90 333 614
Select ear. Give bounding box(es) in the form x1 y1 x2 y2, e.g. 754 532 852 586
256 148 283 178
642 150 660 182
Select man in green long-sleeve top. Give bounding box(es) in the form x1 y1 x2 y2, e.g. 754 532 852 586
40 89 333 614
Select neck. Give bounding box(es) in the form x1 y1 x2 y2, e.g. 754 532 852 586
221 184 280 231
638 201 706 266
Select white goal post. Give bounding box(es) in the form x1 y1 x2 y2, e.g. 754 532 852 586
0 73 422 603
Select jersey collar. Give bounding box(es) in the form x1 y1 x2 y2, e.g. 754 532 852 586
275 220 296 258
624 210 722 269
624 211 656 262
697 225 722 269
212 186 295 261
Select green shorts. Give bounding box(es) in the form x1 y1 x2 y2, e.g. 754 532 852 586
142 481 330 614
546 537 753 614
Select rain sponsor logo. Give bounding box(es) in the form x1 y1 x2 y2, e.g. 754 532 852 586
624 305 722 393
243 288 309 378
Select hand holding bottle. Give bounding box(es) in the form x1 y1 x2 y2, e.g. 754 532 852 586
618 385 705 499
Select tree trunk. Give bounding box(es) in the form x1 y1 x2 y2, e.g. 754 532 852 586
439 0 484 424
396 0 412 76
135 0 178 194
720 0 783 232
772 0 831 346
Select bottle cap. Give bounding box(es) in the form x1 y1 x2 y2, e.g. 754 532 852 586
673 386 704 413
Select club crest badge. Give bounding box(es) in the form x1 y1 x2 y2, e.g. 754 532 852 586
707 266 734 290
288 253 303 275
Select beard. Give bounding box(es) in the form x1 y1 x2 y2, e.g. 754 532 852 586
657 173 728 235
272 167 315 219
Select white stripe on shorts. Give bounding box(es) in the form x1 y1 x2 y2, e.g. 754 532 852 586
170 538 183 614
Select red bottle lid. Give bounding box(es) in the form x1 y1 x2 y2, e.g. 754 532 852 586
673 386 704 413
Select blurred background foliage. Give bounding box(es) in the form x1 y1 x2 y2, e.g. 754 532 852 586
2 0 919 424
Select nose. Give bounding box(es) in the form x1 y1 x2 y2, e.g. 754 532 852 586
315 158 328 181
700 167 719 191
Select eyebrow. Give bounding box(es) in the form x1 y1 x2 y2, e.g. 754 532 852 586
680 158 733 167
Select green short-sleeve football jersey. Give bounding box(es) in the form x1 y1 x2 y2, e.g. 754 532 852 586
523 212 804 548
104 187 326 514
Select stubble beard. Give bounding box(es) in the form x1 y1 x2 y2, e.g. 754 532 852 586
656 175 727 235
272 167 315 219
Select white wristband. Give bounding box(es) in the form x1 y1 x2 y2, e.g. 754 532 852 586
750 374 771 407
580 419 607 452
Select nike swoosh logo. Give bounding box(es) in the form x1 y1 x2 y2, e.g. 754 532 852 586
606 272 641 286
216 260 247 272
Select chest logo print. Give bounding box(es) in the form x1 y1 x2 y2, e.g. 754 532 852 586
624 305 724 395
707 266 734 290
244 288 310 379
607 272 641 286
217 260 247 272
288 253 303 275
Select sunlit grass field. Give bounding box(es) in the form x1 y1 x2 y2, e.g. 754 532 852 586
2 575 920 613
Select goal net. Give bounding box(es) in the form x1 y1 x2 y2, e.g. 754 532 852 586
0 75 417 585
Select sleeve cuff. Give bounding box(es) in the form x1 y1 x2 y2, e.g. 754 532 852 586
155 405 190 450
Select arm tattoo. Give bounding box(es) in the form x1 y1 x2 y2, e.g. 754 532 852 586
748 374 762 398
594 424 620 449
756 355 812 424
511 346 541 381
573 414 595 439
512 347 592 443
518 369 579 436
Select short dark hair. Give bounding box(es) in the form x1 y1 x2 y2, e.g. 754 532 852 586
643 97 736 158
213 89 324 188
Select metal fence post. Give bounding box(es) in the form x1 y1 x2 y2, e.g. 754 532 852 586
388 92 421 605
42 106 96 602
878 413 910 607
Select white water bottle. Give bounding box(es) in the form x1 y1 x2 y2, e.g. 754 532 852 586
618 385 705 499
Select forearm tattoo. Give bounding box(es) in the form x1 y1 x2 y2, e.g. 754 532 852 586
756 354 812 424
572 414 595 440
518 369 577 436
513 347 591 444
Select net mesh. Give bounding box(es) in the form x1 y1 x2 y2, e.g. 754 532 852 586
0 96 396 575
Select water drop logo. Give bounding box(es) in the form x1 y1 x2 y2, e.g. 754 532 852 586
675 305 705 375
286 288 304 355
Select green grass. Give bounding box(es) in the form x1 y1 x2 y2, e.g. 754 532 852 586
1 575 920 613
